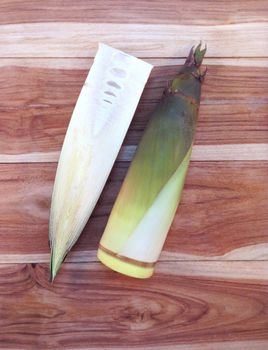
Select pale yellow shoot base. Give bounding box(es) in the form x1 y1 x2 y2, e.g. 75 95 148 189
97 246 154 279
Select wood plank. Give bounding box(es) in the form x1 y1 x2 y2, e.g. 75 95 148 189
190 144 268 161
1 0 267 25
1 22 268 58
0 262 267 349
1 64 267 159
2 249 268 274
0 161 267 261
2 261 267 288
1 243 268 265
2 243 268 264
167 161 268 259
2 143 268 164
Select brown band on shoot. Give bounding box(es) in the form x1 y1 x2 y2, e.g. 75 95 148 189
99 244 156 268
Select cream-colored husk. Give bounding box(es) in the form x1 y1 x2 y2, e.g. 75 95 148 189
49 44 152 277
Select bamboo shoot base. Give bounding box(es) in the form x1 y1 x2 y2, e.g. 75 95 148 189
97 245 155 279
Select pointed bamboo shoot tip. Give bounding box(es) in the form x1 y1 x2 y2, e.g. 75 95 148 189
194 42 207 66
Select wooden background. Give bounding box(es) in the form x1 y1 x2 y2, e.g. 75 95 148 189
0 1 268 349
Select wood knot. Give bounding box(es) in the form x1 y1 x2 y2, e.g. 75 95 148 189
112 295 185 331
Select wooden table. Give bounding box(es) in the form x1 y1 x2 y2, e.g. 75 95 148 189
1 1 268 349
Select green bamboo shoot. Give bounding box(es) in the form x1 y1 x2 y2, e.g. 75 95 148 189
98 44 206 278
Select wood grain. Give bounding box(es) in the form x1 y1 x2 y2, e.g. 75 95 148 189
1 0 267 25
2 143 268 164
0 0 267 347
1 161 267 261
1 22 268 58
0 262 267 349
0 64 267 160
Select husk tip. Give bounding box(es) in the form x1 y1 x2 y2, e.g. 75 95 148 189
49 249 60 283
50 270 56 283
49 248 69 282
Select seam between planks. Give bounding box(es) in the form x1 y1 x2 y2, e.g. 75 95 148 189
1 57 268 69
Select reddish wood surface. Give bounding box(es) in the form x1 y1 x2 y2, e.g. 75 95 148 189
0 0 267 348
0 161 267 261
1 0 267 25
0 263 267 349
0 65 267 158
